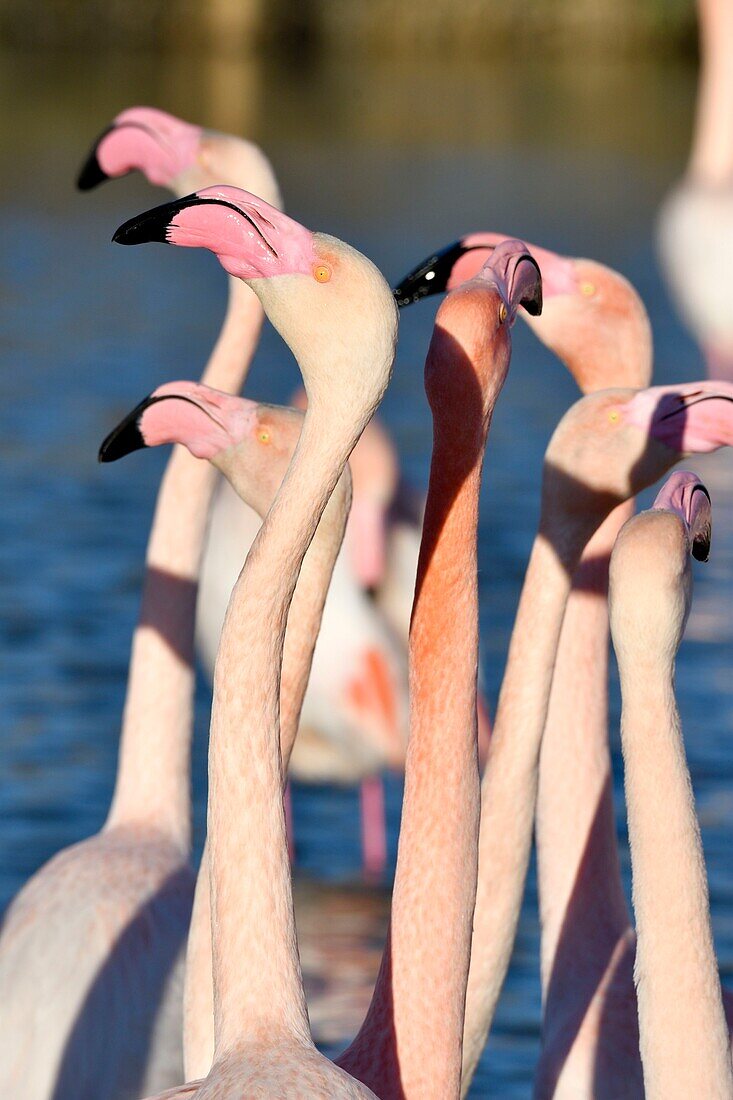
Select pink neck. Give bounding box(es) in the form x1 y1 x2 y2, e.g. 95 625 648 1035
690 0 733 186
208 409 362 1054
535 504 633 1018
106 275 262 849
462 530 575 1087
340 371 488 1099
620 665 733 1096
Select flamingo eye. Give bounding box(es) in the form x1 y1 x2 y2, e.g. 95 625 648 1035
313 264 331 283
499 303 508 323
259 430 270 444
581 282 596 297
608 409 619 423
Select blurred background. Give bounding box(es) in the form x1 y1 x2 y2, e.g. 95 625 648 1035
1 2 731 1096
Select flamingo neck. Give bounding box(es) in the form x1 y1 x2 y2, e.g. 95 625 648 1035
535 502 633 1011
690 0 733 186
619 659 733 1098
208 406 365 1055
461 530 575 1088
342 411 488 1096
106 276 262 850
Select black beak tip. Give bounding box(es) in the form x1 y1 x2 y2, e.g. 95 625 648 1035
112 215 164 246
692 528 712 563
112 201 176 246
98 396 153 462
523 289 543 317
77 151 109 192
392 282 424 309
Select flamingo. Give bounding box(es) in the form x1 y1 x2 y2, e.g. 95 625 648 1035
442 379 733 1093
609 470 733 1098
658 0 733 379
112 186 538 1097
333 241 543 1098
78 109 415 880
0 121 286 1100
394 234 657 1092
107 183 397 1098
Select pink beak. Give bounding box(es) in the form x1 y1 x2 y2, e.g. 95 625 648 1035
471 238 543 320
651 470 712 562
112 185 317 282
99 381 256 462
625 381 733 454
77 106 201 191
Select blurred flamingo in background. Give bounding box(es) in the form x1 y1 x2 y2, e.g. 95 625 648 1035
107 184 398 1099
657 0 733 380
609 471 733 1098
79 106 422 878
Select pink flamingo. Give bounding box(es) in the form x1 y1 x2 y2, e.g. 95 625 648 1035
609 470 733 1098
395 234 656 1090
107 184 398 1097
111 185 536 1097
335 241 543 1098
0 120 284 1100
101 382 359 1086
79 106 412 879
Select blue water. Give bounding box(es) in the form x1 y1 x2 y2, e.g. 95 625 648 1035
1 47 731 1098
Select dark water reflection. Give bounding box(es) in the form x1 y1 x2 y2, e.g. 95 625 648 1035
1 45 731 1098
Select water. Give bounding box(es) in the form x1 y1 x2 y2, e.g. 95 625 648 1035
1 44 731 1098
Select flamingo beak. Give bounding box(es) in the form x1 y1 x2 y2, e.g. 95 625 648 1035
112 196 182 245
77 125 116 190
393 239 477 307
510 253 543 317
98 393 157 461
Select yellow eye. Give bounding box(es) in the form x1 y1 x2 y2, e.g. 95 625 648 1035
608 409 619 423
499 303 508 323
259 430 270 444
313 264 331 283
581 281 596 297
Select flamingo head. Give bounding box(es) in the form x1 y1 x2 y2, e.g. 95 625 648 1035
102 382 316 512
78 106 283 208
113 186 398 417
77 107 202 193
541 381 733 564
394 233 652 392
425 239 542 426
610 471 711 665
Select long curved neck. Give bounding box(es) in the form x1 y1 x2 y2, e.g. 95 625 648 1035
461 530 575 1090
342 405 487 1097
535 503 632 1011
208 405 364 1054
690 0 733 186
106 277 262 849
619 654 733 1099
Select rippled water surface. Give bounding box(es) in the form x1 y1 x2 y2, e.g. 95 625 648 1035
1 45 732 1098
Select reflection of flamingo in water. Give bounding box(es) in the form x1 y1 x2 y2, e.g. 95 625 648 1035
609 471 733 1099
78 105 425 878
